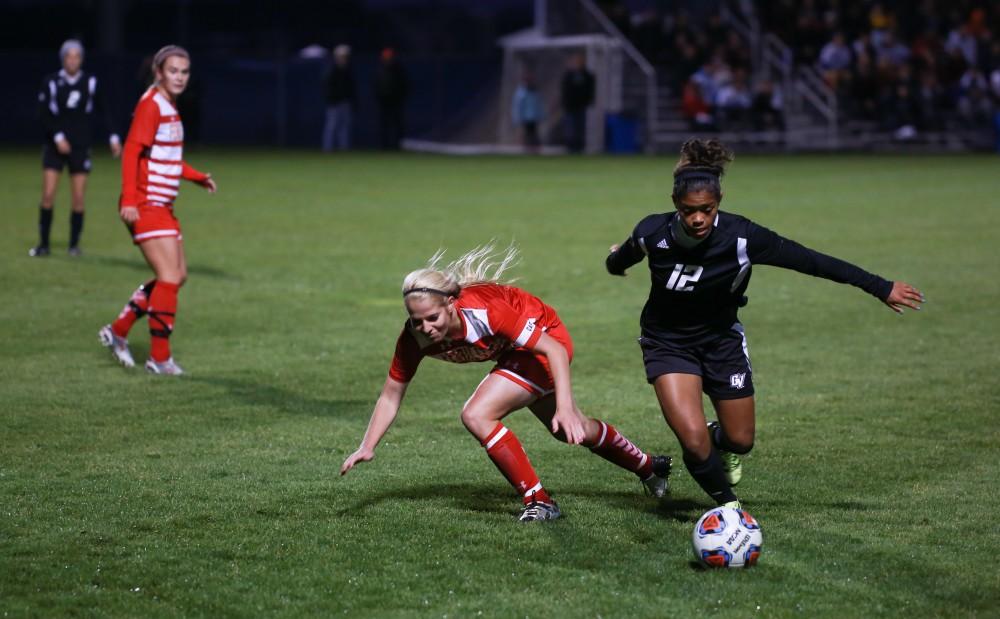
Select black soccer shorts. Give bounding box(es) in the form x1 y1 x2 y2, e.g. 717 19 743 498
42 143 91 174
639 323 754 399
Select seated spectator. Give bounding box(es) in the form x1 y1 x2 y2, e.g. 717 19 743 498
681 79 716 130
956 67 993 126
752 79 784 131
850 52 880 121
819 32 852 72
715 68 753 130
670 34 704 93
852 32 877 64
915 71 947 131
690 52 732 107
986 41 1000 101
819 32 853 90
945 23 978 68
875 30 911 68
956 80 994 128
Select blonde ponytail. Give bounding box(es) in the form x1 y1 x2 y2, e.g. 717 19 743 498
402 241 519 302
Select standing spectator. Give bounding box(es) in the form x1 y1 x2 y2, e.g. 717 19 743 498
512 71 542 153
560 53 595 154
31 39 121 257
374 47 408 150
322 45 355 151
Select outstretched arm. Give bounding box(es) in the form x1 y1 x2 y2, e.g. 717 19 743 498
340 377 409 475
530 332 586 444
882 281 924 314
749 224 925 313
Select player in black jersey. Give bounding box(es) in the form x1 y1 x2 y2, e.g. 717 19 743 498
30 40 120 257
606 138 924 510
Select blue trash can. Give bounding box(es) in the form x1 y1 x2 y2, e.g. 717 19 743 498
605 113 639 153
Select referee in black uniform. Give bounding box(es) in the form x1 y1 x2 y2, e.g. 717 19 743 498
30 39 120 257
606 138 924 509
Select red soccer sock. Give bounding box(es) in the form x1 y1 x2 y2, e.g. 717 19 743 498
482 423 552 505
585 420 654 479
111 280 156 338
147 281 179 362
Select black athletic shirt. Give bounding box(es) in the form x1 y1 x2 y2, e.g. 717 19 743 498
38 69 118 148
606 210 893 340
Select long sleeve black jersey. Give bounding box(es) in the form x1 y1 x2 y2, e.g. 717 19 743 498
37 69 118 147
606 210 893 339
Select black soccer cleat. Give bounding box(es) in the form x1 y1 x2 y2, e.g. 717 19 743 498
642 454 673 498
28 245 50 257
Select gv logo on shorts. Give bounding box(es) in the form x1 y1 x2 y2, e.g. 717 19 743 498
729 373 746 389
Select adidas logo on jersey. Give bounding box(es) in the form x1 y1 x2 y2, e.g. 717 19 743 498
656 239 669 249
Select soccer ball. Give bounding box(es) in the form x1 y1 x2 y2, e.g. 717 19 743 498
692 506 762 568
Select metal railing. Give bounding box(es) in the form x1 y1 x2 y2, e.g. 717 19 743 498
549 0 657 152
794 64 838 144
723 3 839 148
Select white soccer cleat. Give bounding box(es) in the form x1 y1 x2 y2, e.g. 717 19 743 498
98 324 135 368
518 498 561 522
145 357 184 375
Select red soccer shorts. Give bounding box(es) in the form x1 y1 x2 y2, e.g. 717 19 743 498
491 323 574 397
129 204 183 244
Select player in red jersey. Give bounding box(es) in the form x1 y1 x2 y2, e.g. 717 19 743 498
98 46 217 375
341 244 672 522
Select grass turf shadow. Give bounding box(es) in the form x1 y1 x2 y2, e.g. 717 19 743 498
338 479 711 524
82 253 239 280
188 374 367 417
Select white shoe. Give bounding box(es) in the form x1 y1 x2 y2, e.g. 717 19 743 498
98 324 135 368
145 357 184 375
722 500 742 510
518 499 561 522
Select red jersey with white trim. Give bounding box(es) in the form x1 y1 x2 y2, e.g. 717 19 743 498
120 87 207 209
388 283 563 383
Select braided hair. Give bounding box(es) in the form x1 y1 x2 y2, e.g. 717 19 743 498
671 138 734 201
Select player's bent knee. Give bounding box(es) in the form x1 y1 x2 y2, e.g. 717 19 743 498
460 405 494 438
680 431 713 460
728 439 754 455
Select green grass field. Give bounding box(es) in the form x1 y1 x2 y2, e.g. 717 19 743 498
2 149 998 617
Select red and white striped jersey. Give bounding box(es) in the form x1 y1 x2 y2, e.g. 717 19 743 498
120 87 207 209
388 283 563 383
